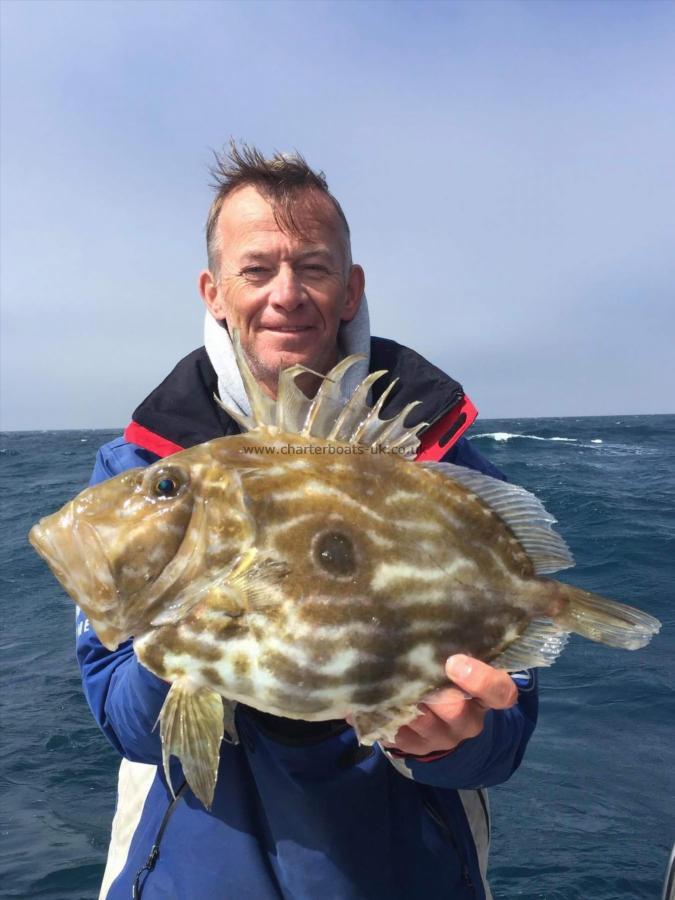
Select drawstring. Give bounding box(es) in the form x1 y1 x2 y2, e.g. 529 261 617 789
132 782 187 899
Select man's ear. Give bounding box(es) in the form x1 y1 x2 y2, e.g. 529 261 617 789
198 269 226 319
342 264 365 322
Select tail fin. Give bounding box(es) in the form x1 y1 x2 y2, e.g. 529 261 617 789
554 584 661 650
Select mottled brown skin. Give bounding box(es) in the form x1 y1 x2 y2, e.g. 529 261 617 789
121 432 561 723
32 426 565 729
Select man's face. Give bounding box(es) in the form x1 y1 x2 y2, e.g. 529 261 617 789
199 185 364 397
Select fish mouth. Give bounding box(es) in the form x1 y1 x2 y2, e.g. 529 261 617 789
29 508 125 650
29 519 64 573
29 504 82 585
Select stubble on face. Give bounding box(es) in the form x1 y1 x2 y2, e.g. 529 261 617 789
238 303 345 401
211 187 360 397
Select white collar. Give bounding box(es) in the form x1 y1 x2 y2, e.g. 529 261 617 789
203 295 371 417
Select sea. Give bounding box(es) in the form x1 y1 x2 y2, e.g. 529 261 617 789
1 415 673 900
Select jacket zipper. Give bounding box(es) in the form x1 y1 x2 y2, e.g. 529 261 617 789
477 788 490 843
422 798 477 895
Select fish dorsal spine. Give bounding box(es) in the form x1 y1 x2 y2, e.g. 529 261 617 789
215 331 428 457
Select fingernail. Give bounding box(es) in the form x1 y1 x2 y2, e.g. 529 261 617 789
447 655 472 679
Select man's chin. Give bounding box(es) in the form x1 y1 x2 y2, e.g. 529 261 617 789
256 331 321 369
246 333 338 394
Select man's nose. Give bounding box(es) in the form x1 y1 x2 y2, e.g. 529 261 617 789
268 265 305 310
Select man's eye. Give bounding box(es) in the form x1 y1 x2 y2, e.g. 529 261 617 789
241 266 269 279
300 264 329 275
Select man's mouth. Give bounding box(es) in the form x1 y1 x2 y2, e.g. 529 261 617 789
260 325 314 334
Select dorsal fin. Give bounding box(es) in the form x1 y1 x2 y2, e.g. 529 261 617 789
420 460 575 574
214 331 428 456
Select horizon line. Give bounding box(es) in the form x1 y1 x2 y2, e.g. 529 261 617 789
2 411 674 435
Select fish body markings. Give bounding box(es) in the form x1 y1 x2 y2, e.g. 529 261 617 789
130 439 544 730
30 351 661 807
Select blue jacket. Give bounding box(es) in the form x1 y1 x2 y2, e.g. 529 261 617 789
76 340 538 899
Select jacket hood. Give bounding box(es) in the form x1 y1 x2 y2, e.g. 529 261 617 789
203 294 372 419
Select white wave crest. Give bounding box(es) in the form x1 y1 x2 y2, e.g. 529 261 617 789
470 432 578 443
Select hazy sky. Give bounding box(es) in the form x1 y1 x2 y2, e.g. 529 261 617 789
1 0 674 430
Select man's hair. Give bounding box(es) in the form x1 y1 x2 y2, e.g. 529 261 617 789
205 141 352 277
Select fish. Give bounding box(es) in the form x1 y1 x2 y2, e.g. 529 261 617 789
29 337 661 808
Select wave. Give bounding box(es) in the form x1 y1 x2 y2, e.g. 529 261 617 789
470 432 578 443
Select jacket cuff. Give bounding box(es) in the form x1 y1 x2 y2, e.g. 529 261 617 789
385 746 456 763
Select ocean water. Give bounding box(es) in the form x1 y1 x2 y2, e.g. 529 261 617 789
1 416 673 900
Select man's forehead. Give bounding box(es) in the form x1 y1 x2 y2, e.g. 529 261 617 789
217 185 342 242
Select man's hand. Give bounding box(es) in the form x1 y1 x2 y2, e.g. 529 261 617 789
384 655 518 757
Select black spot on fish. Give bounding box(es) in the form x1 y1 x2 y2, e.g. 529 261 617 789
314 531 357 577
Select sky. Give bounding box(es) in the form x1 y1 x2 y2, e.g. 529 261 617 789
1 0 674 430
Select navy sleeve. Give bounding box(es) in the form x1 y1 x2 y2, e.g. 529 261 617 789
76 439 168 763
441 435 507 481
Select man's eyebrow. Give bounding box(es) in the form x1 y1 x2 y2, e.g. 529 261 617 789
295 248 335 261
238 251 272 263
237 247 337 264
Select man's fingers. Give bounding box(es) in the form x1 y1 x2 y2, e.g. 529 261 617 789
418 701 485 740
445 655 518 709
421 687 470 711
422 686 473 706
384 725 433 756
387 701 486 755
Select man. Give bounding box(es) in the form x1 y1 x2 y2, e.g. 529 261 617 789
79 144 537 899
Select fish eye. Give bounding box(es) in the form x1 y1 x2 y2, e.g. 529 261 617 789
313 530 356 577
145 466 190 501
156 477 177 496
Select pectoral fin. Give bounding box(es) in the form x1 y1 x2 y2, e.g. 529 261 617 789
228 549 289 609
150 550 288 627
159 678 224 809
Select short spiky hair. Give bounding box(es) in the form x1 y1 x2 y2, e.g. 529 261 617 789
205 141 352 276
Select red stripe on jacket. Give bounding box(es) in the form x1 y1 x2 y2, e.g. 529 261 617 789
123 421 184 458
414 396 477 462
124 394 476 464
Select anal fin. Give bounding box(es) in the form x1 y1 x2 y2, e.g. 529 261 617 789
159 678 225 809
491 618 570 670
